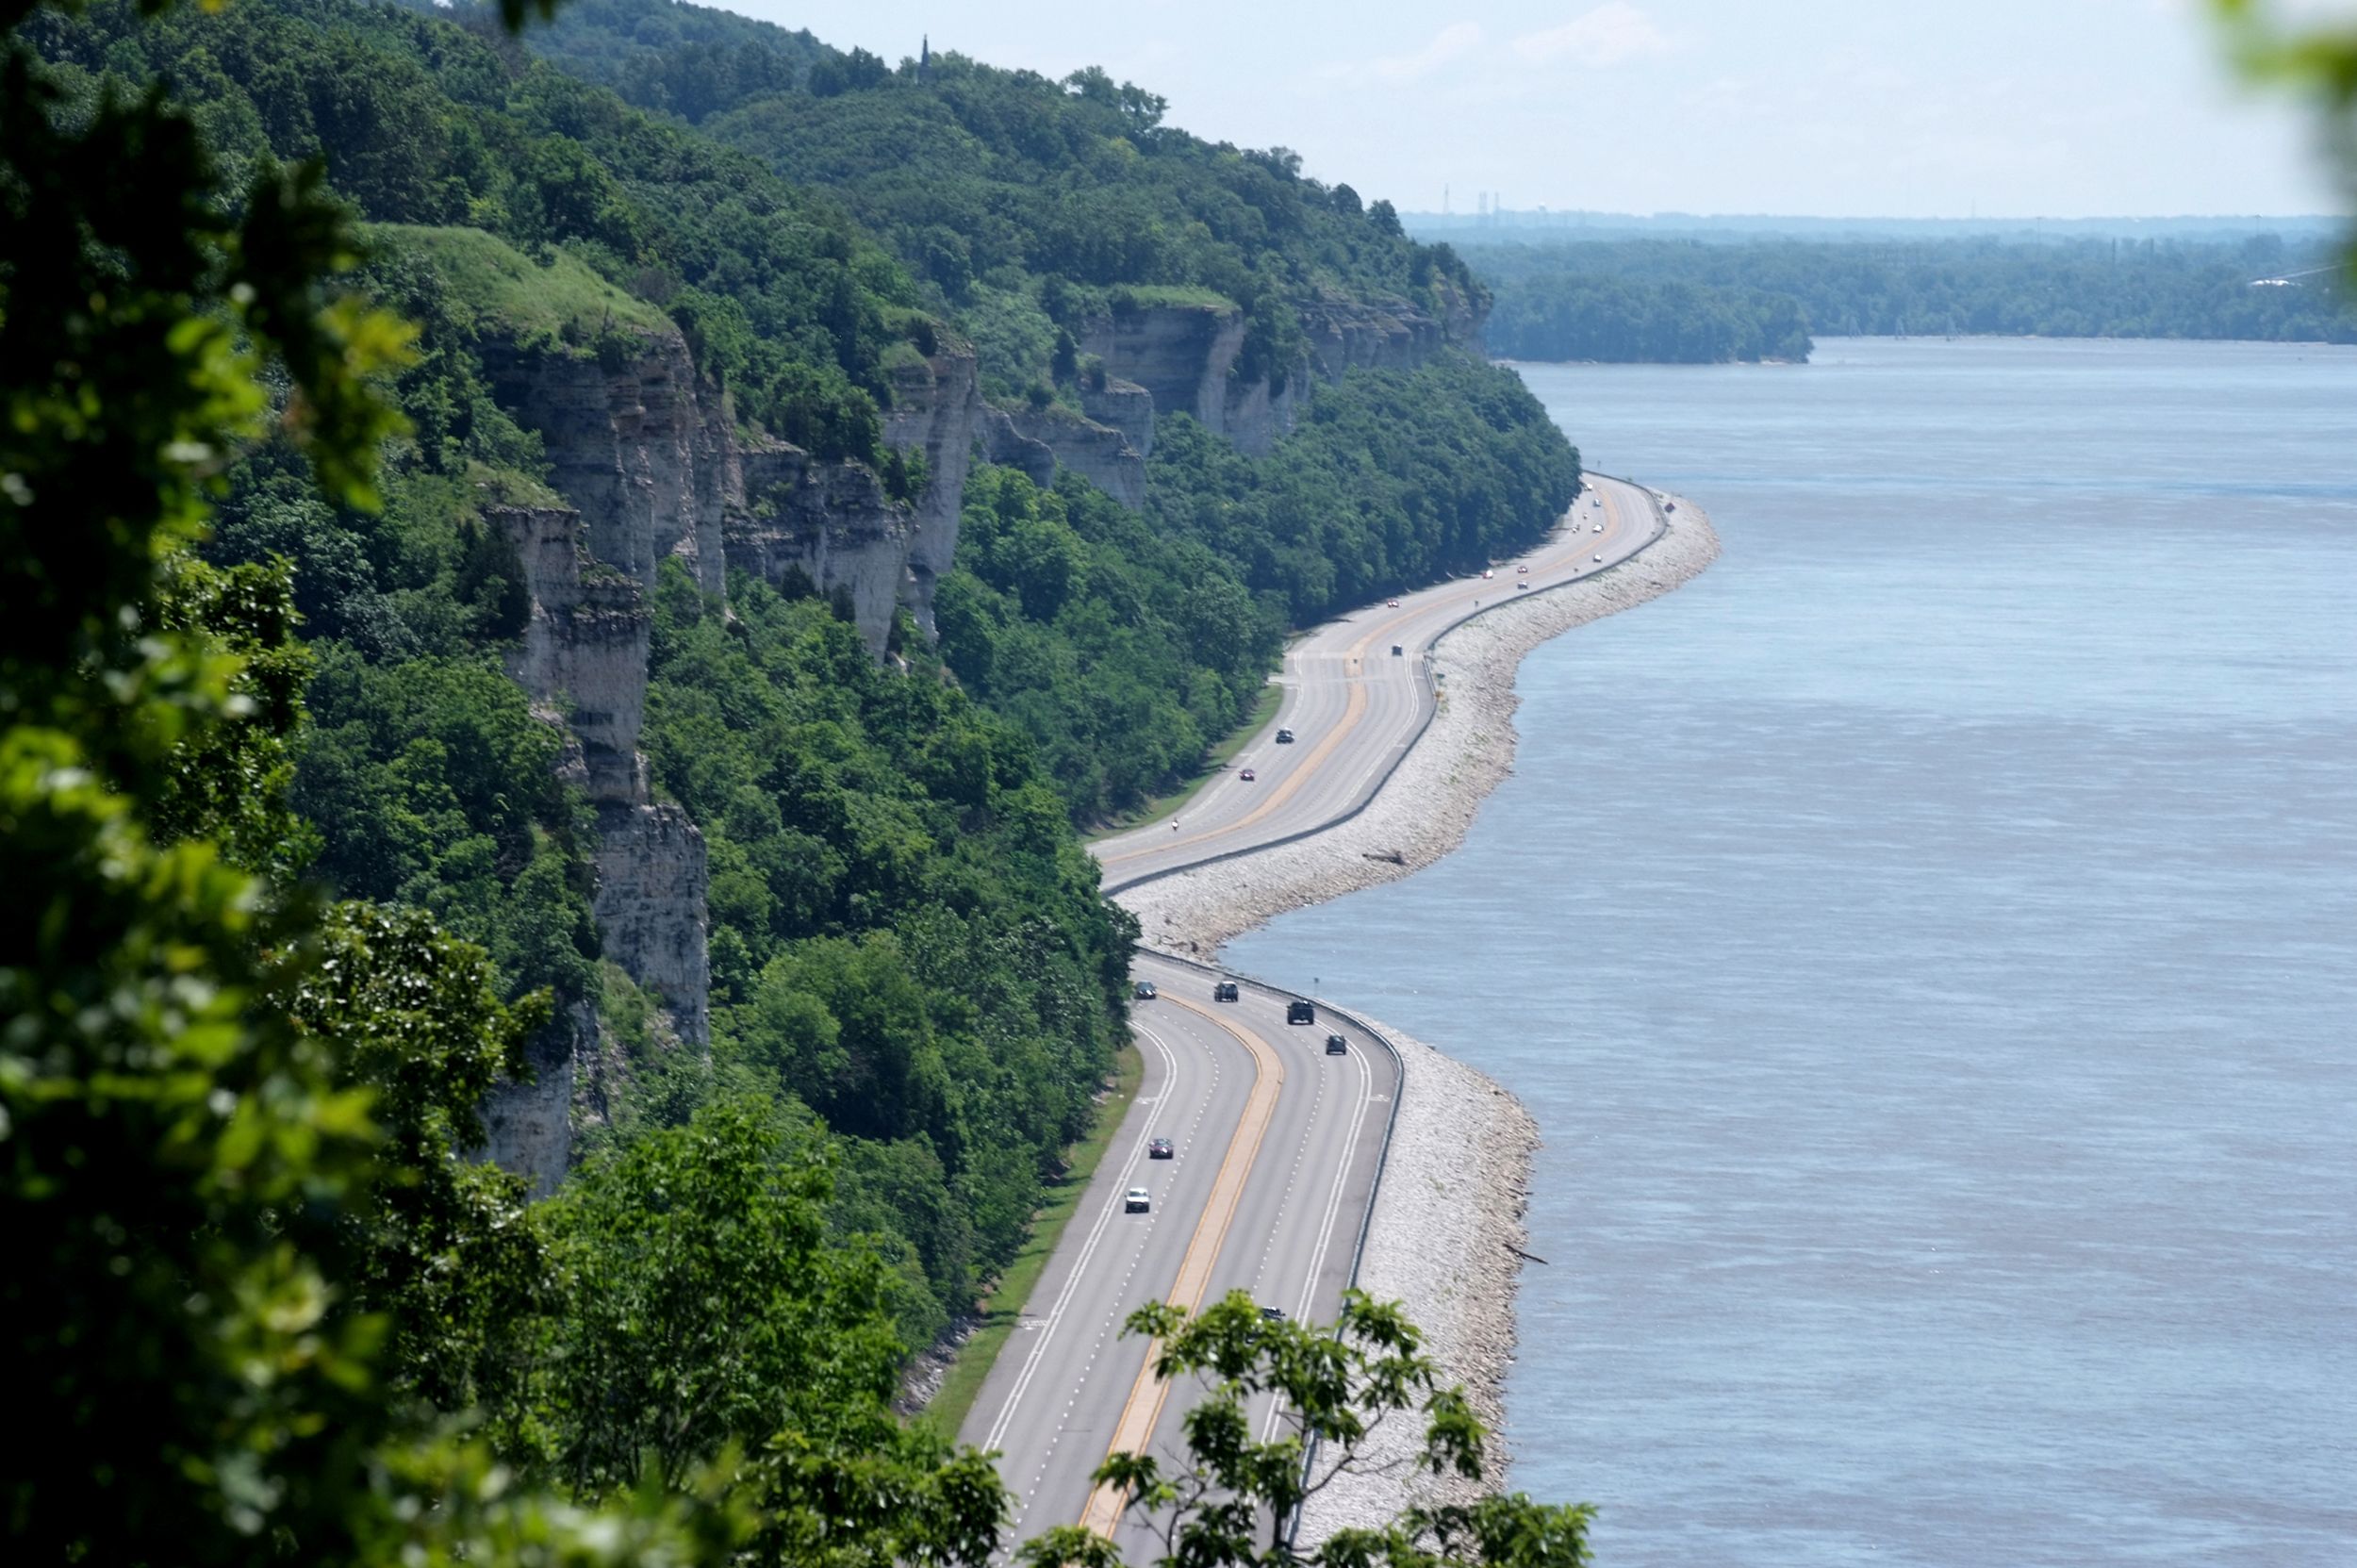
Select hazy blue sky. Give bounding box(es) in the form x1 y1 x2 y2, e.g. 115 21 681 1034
722 0 2341 218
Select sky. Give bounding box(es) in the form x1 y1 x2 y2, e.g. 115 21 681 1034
717 0 2345 218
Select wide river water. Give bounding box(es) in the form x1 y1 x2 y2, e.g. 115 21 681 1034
1228 338 2357 1565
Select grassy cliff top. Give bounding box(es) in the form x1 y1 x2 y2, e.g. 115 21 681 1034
369 224 673 344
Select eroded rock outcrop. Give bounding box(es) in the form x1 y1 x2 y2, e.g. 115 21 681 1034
1079 302 1247 440
1073 288 1484 461
1080 375 1154 462
593 801 710 1048
883 342 983 638
1009 404 1146 510
723 438 911 651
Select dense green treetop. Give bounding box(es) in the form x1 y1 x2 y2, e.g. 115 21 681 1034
501 0 1485 396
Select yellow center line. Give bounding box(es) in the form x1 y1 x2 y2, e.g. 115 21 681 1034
1078 993 1285 1537
1100 484 1634 871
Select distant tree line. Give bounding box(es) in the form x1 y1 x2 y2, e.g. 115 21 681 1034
1467 234 2357 361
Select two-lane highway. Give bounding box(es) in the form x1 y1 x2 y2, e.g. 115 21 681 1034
964 475 1675 1548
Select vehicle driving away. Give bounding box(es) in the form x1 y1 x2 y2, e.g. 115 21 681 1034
1147 1137 1174 1160
1214 981 1240 1002
1125 1188 1150 1213
1275 727 1294 744
1326 1033 1348 1055
1240 767 1256 782
1287 999 1315 1025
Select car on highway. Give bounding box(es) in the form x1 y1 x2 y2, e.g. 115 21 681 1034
1133 980 1157 999
1515 582 1529 591
1148 1137 1174 1160
1275 727 1294 744
1239 767 1257 782
1214 981 1240 1002
1592 553 1604 562
1261 1306 1288 1322
1516 564 1529 574
1386 598 1400 607
1286 999 1315 1025
1326 1033 1348 1055
1592 523 1604 533
1125 1187 1151 1213
1482 568 1494 579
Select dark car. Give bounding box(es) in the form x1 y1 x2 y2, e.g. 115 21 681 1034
1261 1306 1288 1322
1239 767 1256 782
1148 1137 1174 1160
1325 1033 1348 1055
1214 981 1240 1002
1275 728 1294 744
1286 999 1315 1025
1132 980 1156 999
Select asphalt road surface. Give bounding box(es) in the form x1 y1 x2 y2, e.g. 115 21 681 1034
1094 476 1663 894
961 476 1667 1550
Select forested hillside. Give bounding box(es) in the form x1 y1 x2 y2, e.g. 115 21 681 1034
1469 234 2357 361
9 0 1604 1553
23 0 1575 1447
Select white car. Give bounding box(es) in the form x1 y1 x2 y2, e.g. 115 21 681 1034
1592 523 1604 533
1126 1187 1150 1213
1482 569 1494 579
1592 553 1604 562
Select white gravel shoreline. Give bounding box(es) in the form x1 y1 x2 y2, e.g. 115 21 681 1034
1116 493 1722 1533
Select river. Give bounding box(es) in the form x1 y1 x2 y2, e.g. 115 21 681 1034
1226 337 2357 1565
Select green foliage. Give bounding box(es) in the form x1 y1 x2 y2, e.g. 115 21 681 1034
1485 271 1813 363
1018 1291 1597 1568
33 0 927 466
939 465 1281 822
1467 234 2357 354
640 563 1131 1347
1144 354 1585 628
514 0 1483 394
283 901 554 1424
377 221 671 341
293 645 601 1006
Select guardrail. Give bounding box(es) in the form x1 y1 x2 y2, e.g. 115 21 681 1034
1100 475 1673 901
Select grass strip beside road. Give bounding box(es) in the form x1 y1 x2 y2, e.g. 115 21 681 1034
920 1041 1146 1439
1085 681 1282 843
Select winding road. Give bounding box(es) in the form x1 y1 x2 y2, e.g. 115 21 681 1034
959 475 1668 1550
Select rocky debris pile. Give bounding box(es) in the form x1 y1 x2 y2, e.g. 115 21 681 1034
1121 499 1722 955
1294 1021 1539 1541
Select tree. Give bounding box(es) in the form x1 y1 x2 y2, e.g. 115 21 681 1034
0 3 731 1560
1017 1291 1596 1568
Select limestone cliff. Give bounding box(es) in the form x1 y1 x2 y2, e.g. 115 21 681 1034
722 437 912 651
883 342 983 638
1010 404 1146 510
472 321 987 1188
1080 375 1155 462
1079 302 1246 439
1074 288 1482 462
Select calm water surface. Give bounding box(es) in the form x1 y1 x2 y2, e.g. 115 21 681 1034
1228 338 2357 1565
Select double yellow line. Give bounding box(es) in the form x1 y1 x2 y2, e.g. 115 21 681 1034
1077 993 1285 1537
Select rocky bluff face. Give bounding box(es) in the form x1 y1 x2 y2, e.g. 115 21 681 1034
472 322 981 1192
470 279 1477 1190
